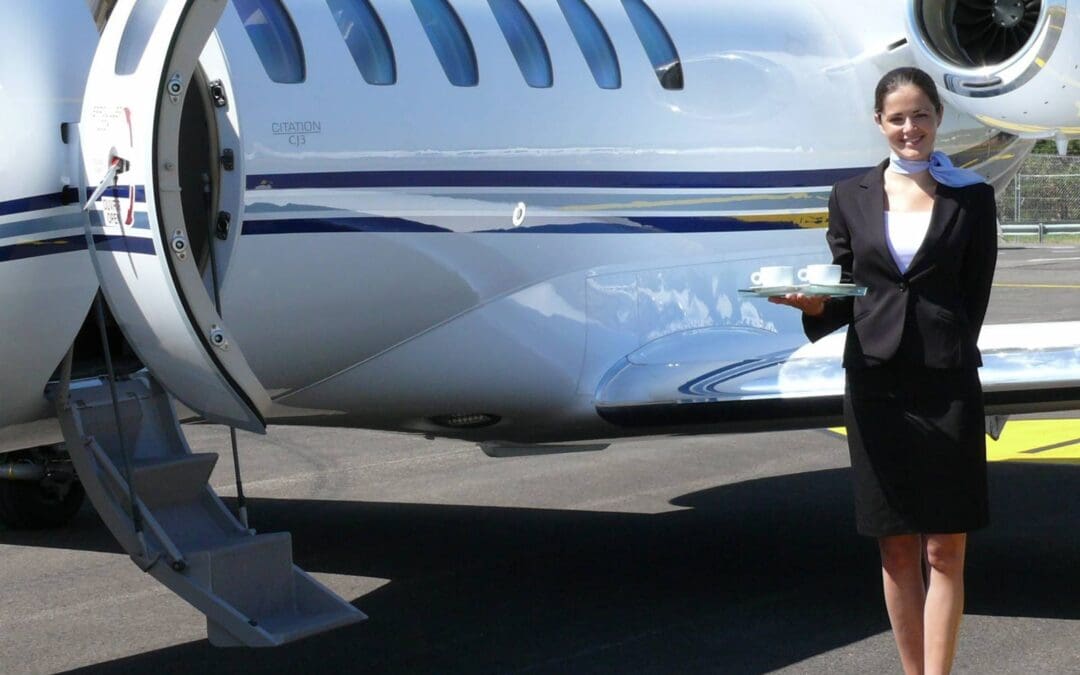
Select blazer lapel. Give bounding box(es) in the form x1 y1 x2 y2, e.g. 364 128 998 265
905 185 960 277
856 161 898 276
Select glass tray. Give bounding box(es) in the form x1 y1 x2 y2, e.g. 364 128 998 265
738 283 868 298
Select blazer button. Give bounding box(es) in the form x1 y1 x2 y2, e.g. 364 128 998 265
898 281 908 292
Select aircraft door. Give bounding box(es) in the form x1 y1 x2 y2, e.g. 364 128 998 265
81 0 270 432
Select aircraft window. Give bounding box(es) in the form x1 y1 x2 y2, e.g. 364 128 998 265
621 0 682 90
325 0 396 85
556 0 620 89
411 0 479 87
114 0 168 75
232 0 306 83
487 0 552 88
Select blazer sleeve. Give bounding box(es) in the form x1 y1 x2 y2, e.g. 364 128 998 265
961 183 998 339
803 185 855 342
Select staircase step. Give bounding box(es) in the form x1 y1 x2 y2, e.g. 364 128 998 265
132 454 218 509
254 604 364 644
188 532 297 622
193 533 365 646
54 373 366 646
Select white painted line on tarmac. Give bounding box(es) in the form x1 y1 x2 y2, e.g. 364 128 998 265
1026 256 1080 263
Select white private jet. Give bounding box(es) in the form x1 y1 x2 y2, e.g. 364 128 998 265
1 0 1078 647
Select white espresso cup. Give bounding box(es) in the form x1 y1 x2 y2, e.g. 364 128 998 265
798 264 842 285
750 265 794 287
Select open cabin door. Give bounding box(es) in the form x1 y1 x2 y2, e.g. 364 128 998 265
81 0 269 433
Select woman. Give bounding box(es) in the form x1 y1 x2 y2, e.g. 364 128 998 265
771 67 997 674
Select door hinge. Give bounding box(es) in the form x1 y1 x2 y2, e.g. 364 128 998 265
170 230 188 260
209 325 229 350
220 148 234 171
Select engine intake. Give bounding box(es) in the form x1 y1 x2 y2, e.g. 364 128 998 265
919 0 1041 67
906 0 1080 142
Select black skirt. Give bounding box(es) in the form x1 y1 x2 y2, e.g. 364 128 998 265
844 362 989 537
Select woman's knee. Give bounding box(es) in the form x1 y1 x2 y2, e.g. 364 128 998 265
878 534 922 573
925 533 967 575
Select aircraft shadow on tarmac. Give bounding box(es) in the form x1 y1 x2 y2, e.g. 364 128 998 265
3 462 1078 674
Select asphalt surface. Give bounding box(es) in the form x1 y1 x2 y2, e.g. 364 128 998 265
1 244 1078 674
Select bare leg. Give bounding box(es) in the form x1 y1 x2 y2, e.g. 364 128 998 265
879 534 926 675
923 533 967 675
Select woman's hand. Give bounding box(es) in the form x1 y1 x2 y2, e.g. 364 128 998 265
768 293 827 316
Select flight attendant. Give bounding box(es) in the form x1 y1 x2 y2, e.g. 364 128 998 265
771 66 998 675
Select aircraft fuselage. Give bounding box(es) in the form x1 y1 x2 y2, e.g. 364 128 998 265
0 0 1048 448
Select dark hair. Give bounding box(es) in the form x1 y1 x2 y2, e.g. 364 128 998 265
873 67 942 116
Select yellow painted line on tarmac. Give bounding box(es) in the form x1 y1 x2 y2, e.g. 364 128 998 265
984 419 1080 463
992 283 1080 289
828 419 1080 464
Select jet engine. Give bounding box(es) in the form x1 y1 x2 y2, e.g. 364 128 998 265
905 0 1080 151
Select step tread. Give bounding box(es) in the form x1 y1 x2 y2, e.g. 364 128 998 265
255 605 365 643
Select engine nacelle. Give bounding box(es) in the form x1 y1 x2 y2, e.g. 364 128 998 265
906 0 1080 150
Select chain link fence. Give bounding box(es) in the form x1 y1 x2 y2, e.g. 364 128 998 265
997 155 1080 239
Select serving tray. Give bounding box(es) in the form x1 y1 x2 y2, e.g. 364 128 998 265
738 283 868 298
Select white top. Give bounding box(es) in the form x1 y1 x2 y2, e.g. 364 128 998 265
884 210 932 274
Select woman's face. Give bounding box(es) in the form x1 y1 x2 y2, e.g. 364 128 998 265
875 84 941 161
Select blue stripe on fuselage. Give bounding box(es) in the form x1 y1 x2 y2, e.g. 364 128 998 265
90 185 147 202
0 235 89 262
0 193 67 216
241 215 805 235
243 216 452 235
0 234 154 262
0 187 145 219
0 212 85 240
246 168 870 191
93 233 155 255
3 166 834 262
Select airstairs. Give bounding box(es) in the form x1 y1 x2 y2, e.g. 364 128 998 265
49 373 365 646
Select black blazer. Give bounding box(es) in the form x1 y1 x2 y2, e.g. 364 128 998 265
803 160 998 369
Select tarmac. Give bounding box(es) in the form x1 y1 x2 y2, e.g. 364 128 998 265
0 244 1077 674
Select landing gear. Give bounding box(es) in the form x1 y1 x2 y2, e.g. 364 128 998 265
0 445 85 528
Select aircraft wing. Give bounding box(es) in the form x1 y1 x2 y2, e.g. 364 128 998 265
595 322 1080 430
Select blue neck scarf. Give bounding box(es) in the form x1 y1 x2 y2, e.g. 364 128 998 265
888 150 985 187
